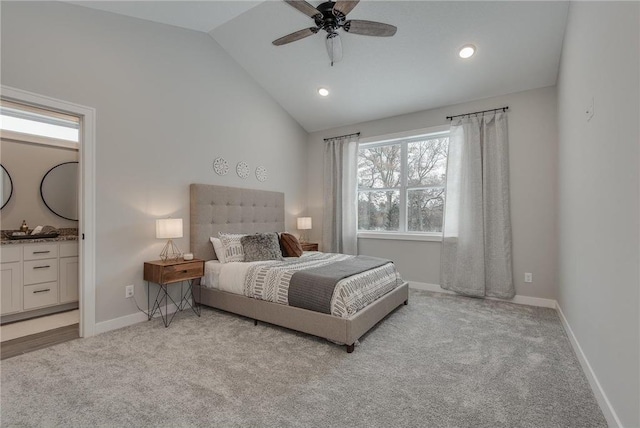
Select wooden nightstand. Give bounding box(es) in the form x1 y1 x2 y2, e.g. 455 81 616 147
143 258 204 327
300 242 319 251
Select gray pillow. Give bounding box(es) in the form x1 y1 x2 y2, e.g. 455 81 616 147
241 233 284 262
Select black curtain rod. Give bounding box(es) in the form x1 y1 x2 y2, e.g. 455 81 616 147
446 106 509 121
324 132 361 142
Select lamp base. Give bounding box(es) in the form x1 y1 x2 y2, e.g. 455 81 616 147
160 239 182 262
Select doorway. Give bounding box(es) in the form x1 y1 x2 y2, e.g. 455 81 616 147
1 86 96 343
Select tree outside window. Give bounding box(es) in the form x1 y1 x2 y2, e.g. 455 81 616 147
357 134 448 234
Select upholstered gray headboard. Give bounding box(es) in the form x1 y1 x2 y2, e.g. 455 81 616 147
190 183 285 261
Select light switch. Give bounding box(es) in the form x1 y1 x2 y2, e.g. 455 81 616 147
586 97 594 121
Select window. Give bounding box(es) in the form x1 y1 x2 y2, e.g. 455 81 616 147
357 131 449 236
0 100 80 148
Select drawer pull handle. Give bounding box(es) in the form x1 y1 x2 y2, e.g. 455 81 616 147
33 289 51 294
182 270 188 273
33 251 51 254
33 265 51 269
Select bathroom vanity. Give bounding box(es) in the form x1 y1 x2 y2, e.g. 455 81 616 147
1 234 78 322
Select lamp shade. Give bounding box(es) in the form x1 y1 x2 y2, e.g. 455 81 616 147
156 218 183 239
297 217 312 230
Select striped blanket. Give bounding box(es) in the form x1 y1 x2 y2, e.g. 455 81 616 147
244 252 403 318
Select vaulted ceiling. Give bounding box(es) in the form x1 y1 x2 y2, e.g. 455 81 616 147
70 1 569 132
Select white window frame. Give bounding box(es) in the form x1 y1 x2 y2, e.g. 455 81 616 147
1 99 80 149
357 125 449 242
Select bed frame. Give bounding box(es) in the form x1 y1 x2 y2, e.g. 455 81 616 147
189 183 409 353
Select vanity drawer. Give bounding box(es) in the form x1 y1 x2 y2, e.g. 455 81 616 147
24 282 58 310
59 242 79 258
23 259 58 285
1 246 21 263
24 244 58 261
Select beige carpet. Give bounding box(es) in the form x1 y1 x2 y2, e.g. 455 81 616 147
0 290 606 427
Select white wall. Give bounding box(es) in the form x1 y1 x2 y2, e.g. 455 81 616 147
308 86 558 300
557 2 639 427
1 2 309 323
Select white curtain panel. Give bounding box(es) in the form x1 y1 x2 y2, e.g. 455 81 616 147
441 112 514 299
322 135 358 255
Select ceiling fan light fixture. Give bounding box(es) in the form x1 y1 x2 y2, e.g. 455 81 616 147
459 44 476 59
318 87 330 97
326 32 343 66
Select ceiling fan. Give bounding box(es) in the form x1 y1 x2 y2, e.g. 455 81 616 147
272 0 397 66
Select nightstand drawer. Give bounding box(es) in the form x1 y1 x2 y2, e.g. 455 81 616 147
161 262 204 283
24 259 58 285
301 242 318 251
24 282 58 310
144 260 205 285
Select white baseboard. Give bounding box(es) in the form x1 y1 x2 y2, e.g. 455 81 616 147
408 282 557 308
556 303 621 428
94 303 180 335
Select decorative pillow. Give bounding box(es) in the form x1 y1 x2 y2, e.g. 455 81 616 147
280 232 303 257
209 237 227 263
241 233 284 262
218 233 246 263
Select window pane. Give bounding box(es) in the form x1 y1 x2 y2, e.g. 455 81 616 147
0 115 79 142
407 188 445 232
407 137 448 187
358 144 401 189
358 190 400 231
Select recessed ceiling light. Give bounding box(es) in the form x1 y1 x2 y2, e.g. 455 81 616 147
318 87 329 97
459 44 476 59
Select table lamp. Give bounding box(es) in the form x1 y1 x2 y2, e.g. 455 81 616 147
156 218 183 261
297 217 312 243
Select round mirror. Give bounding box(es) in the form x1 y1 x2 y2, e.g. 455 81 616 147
40 161 78 221
1 164 13 210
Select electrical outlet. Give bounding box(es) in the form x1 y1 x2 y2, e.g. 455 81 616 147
524 273 533 283
125 284 134 298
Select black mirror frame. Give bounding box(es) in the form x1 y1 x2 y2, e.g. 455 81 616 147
1 164 13 210
40 161 79 221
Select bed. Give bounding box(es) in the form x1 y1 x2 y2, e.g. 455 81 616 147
189 183 409 353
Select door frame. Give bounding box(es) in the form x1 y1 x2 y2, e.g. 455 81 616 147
1 85 96 337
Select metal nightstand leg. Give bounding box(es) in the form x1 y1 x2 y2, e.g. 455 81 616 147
147 282 180 327
178 279 201 317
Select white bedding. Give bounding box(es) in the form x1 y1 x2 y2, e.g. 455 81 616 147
202 252 402 318
203 255 309 292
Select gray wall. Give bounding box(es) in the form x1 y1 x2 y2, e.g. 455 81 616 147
0 140 79 229
307 86 558 300
556 2 639 427
1 2 309 323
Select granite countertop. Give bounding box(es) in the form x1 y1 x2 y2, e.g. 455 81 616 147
1 228 79 245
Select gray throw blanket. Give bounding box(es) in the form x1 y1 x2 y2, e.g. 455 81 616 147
288 255 392 314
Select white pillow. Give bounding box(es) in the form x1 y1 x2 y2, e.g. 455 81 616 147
209 237 227 264
218 232 246 263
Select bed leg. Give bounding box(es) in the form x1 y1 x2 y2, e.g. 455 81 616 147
404 299 408 305
346 344 355 353
254 319 258 326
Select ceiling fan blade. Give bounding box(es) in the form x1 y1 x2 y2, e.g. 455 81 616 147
284 0 322 18
326 33 343 65
272 28 319 46
343 20 397 37
333 1 360 17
